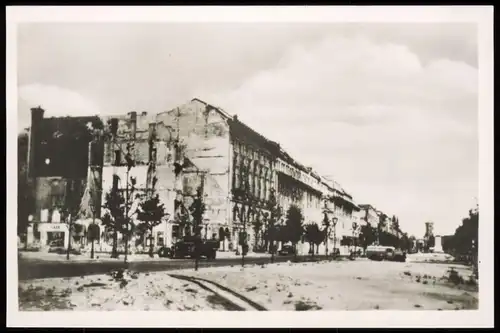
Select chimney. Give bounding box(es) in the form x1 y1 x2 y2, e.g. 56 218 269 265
31 106 45 124
109 118 118 137
129 111 137 140
148 123 157 164
148 123 157 141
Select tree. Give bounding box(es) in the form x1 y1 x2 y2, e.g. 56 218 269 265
312 225 323 255
101 175 137 258
322 212 331 256
392 216 400 233
351 222 359 254
448 208 478 258
304 223 322 257
78 174 99 259
60 179 85 260
358 224 377 253
265 188 281 263
285 205 304 261
377 213 387 245
189 179 206 271
252 213 263 249
136 193 167 258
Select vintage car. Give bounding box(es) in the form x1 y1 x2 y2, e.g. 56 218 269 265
278 244 296 256
168 239 219 260
157 246 171 258
366 245 406 262
366 245 394 261
392 249 407 262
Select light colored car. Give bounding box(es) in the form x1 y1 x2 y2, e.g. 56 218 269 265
366 245 395 261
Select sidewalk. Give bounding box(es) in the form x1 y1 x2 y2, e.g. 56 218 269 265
215 251 272 259
18 249 272 263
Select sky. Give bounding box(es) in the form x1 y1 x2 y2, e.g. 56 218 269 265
16 22 479 237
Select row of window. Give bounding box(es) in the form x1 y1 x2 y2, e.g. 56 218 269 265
233 165 272 201
232 145 274 201
232 141 272 168
103 141 175 166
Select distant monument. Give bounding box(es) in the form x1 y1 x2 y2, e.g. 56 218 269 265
433 235 444 253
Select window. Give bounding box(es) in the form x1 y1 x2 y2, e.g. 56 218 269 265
172 225 180 240
157 231 165 246
114 149 122 166
233 205 239 221
234 168 240 189
50 193 63 208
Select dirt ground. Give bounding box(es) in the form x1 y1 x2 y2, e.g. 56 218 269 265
18 259 478 311
182 259 478 311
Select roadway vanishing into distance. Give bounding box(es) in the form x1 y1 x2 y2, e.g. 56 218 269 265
18 254 331 280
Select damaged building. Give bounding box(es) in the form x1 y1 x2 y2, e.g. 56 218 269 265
20 107 104 251
20 98 363 255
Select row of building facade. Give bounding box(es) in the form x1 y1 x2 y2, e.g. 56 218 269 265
19 98 406 255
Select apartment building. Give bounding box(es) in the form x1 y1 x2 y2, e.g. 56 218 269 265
21 99 362 255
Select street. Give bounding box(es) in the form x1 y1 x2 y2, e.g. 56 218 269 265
18 254 329 280
18 257 478 311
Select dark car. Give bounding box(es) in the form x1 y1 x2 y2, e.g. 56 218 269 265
157 246 171 258
278 245 296 256
169 239 218 260
392 249 407 262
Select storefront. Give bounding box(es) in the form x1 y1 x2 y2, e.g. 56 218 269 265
38 222 69 250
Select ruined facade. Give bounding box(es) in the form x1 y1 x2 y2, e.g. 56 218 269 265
21 98 365 254
21 107 103 250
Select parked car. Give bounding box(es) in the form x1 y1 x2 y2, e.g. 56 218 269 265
157 246 171 258
392 249 407 262
253 244 267 253
366 245 394 261
366 245 406 262
329 248 341 257
169 239 219 260
278 244 296 256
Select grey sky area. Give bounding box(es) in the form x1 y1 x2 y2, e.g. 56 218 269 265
17 22 478 237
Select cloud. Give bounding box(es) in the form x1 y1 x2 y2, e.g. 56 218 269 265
16 23 478 236
18 83 101 130
203 35 478 236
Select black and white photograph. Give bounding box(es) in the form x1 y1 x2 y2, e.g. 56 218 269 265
6 6 494 328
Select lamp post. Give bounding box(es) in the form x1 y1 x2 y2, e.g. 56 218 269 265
164 212 171 247
203 218 209 240
322 211 330 256
332 217 338 257
26 215 34 249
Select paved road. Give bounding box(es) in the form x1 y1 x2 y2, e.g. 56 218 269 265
18 254 330 280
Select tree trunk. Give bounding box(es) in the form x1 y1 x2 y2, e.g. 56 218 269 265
294 242 298 262
66 218 72 261
111 229 118 258
325 228 329 256
149 226 154 258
